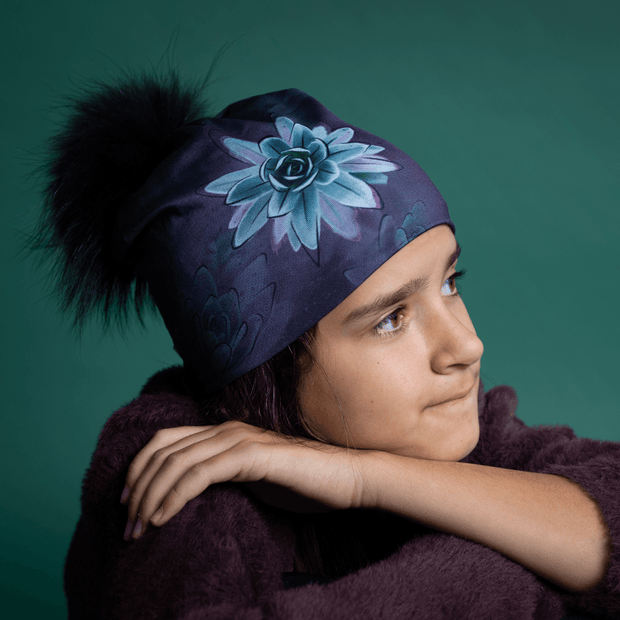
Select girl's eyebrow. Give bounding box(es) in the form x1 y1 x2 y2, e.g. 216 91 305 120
342 241 461 328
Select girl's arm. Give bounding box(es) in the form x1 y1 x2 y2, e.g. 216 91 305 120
128 421 612 593
365 452 610 592
359 383 620 608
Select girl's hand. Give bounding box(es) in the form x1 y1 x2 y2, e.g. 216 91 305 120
120 421 371 541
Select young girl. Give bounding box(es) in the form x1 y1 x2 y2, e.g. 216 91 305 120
36 69 619 619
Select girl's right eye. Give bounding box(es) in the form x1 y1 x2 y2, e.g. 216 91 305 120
371 307 407 340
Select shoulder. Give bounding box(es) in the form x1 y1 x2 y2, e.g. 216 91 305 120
77 366 297 578
97 366 204 457
81 366 210 512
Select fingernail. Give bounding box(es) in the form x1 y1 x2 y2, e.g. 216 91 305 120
123 519 134 541
151 507 164 524
120 485 130 504
132 519 142 539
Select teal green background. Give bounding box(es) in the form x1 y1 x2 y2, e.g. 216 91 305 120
1 0 618 616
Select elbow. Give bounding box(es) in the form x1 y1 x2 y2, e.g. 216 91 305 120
559 538 611 593
566 561 609 594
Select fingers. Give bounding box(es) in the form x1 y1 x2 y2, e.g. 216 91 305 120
126 428 238 528
119 420 369 542
148 443 264 527
121 425 215 541
122 422 271 541
122 426 214 498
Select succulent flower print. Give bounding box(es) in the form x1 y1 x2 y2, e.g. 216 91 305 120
205 117 401 251
181 249 276 392
378 200 431 254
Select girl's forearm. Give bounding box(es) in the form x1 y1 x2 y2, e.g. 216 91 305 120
363 451 610 592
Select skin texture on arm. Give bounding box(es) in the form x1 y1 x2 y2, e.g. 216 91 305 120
364 450 610 592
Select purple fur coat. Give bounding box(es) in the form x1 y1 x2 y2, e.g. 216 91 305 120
64 367 620 619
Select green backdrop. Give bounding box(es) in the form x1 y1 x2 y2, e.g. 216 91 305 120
1 0 618 617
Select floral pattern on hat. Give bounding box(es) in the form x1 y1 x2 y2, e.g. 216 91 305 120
179 247 276 392
205 117 401 251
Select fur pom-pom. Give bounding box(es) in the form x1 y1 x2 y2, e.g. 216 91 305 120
29 67 211 333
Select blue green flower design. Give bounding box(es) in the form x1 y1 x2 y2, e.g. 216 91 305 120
205 117 401 251
181 249 276 392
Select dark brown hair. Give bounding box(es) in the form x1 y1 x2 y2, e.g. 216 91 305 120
187 323 320 439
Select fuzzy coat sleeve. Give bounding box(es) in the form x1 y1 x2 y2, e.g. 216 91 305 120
463 383 620 619
63 367 614 619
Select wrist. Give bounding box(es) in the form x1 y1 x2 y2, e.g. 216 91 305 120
357 449 400 510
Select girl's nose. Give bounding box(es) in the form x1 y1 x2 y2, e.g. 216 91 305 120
428 304 484 374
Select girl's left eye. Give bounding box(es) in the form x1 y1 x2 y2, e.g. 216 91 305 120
371 269 467 340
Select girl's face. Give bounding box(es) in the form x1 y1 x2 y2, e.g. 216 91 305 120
298 224 483 461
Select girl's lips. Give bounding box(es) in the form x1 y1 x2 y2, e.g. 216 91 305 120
428 379 477 408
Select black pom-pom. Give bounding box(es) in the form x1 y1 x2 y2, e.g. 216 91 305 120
29 66 211 333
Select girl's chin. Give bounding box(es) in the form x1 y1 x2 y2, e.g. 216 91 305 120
399 421 480 461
